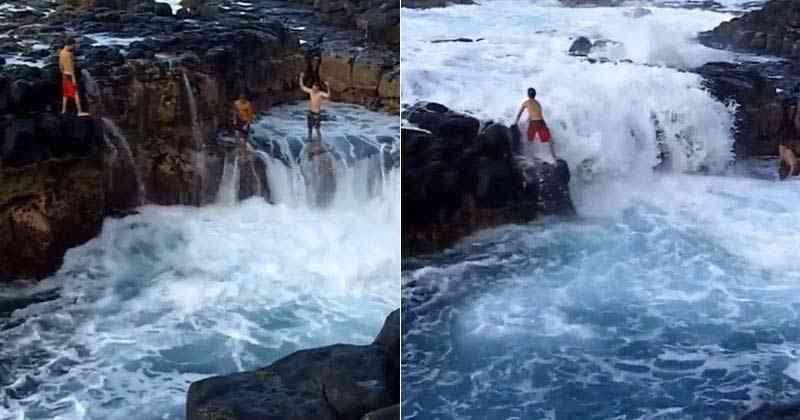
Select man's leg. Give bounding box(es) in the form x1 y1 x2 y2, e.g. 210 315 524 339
315 126 322 143
779 145 797 178
75 93 89 116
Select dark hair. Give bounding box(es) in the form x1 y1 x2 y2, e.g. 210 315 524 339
64 37 76 46
527 87 536 99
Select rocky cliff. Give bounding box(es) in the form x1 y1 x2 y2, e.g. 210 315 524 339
186 309 400 420
694 0 800 158
402 102 574 255
0 0 399 281
699 0 800 59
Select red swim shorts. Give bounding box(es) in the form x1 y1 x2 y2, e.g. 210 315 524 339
527 120 551 143
62 75 76 98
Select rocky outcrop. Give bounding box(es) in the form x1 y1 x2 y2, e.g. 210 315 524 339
402 102 574 255
695 60 800 157
700 0 800 59
186 309 400 420
287 0 399 45
0 0 398 281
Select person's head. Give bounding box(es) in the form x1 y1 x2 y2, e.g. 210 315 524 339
527 87 536 99
64 37 76 51
238 91 247 100
312 82 320 92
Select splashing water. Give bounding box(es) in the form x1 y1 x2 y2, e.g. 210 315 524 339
402 1 742 178
402 2 800 419
0 104 400 420
182 72 208 205
250 103 400 208
214 151 240 206
101 117 146 206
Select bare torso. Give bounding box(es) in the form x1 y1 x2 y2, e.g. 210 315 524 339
308 91 327 113
525 99 543 121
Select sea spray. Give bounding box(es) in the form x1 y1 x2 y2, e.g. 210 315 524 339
182 72 208 205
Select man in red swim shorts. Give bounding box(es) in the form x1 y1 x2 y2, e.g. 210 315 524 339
59 37 89 117
515 87 556 161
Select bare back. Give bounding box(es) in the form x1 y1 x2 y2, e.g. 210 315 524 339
59 48 75 76
525 98 543 121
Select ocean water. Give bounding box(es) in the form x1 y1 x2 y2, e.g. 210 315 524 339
0 104 400 420
402 1 800 419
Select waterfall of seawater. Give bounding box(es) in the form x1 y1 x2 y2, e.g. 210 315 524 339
101 117 146 206
250 103 400 208
182 72 207 205
215 151 240 205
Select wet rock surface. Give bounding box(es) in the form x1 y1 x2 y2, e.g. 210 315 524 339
0 0 398 281
186 309 400 420
700 0 800 58
695 60 800 157
401 102 574 255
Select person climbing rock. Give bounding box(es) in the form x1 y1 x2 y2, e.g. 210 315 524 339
59 37 90 117
779 92 800 179
233 92 255 155
514 87 556 162
299 72 330 143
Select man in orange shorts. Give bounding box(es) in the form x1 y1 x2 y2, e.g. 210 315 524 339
514 87 556 160
59 37 89 117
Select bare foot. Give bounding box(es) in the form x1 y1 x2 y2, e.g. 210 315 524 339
78 112 90 117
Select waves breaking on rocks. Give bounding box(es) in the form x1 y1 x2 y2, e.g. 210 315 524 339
0 103 400 420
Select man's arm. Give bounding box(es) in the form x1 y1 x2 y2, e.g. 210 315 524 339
299 73 312 93
514 101 526 124
320 81 331 99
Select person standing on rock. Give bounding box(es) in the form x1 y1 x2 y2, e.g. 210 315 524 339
59 37 90 117
299 72 331 143
233 92 255 155
514 87 556 162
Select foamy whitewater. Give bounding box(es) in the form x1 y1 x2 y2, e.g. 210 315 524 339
0 104 400 420
402 1 800 419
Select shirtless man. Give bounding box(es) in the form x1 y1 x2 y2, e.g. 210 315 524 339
514 87 555 160
299 72 330 143
59 37 90 117
233 92 255 154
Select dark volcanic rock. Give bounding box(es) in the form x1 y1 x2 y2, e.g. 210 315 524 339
186 309 401 420
569 36 593 56
699 0 800 59
402 102 574 255
695 60 800 157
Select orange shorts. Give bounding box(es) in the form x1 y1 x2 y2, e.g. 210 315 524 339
527 120 551 143
62 75 76 98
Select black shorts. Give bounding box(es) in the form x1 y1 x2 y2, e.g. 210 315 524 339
307 111 321 130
